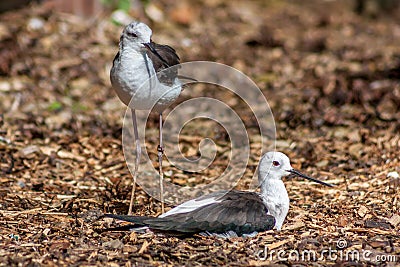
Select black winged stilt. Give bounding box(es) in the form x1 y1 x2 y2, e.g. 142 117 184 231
105 151 333 237
110 21 183 214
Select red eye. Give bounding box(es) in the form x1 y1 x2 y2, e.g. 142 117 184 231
272 161 280 167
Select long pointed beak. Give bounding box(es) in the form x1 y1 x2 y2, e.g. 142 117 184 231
287 169 333 187
142 42 170 67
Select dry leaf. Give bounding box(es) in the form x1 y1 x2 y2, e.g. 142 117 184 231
357 205 368 218
388 214 400 227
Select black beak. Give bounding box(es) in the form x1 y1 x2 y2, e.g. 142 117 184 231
142 42 170 67
287 169 333 187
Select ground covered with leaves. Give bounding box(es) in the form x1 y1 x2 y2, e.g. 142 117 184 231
0 0 399 266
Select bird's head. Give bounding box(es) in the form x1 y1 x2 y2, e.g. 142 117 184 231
258 151 333 187
121 21 152 48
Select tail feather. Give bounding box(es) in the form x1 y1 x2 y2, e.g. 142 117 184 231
105 214 188 232
104 214 151 226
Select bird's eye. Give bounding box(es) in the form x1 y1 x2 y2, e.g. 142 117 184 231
127 32 138 37
272 161 280 167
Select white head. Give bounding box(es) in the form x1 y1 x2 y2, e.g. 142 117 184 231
258 151 333 187
258 152 291 185
121 21 152 48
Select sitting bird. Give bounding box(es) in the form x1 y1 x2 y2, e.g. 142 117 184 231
104 151 333 237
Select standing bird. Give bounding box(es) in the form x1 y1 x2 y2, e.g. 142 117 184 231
110 21 182 215
104 151 334 237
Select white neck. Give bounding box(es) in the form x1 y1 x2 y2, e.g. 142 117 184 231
260 179 289 231
120 46 153 73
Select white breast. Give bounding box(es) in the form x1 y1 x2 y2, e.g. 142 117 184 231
261 180 290 231
111 48 182 111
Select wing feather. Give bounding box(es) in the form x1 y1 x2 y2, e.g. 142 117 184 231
144 41 180 86
106 190 275 236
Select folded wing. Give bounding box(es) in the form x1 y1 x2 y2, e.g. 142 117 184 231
105 190 275 236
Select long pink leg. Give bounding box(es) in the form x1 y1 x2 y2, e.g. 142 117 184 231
128 108 141 215
158 112 165 213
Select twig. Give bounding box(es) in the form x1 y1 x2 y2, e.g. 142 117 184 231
0 208 43 216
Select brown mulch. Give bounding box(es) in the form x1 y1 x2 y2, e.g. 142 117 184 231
0 0 399 266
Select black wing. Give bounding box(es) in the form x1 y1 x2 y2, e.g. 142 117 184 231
105 191 275 236
146 42 180 71
144 41 180 86
112 51 120 66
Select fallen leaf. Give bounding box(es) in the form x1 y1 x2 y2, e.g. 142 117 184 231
388 214 400 227
357 205 368 218
337 215 349 227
